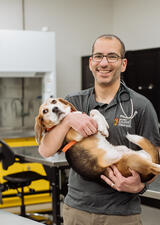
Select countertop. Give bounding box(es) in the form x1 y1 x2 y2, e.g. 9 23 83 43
143 175 160 200
12 146 68 167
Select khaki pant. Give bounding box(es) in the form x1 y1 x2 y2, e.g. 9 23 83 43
63 204 143 225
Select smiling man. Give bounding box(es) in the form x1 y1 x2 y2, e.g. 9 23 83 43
38 34 160 225
89 35 127 104
90 36 126 85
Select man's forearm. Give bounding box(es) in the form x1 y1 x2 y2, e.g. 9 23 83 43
38 117 70 158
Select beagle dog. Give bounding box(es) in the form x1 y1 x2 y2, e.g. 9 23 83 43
35 97 160 182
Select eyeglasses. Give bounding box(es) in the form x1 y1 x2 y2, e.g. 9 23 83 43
92 53 123 63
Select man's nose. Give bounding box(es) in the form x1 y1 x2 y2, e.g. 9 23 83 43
99 56 109 65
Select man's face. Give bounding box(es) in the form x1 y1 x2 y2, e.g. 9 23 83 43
89 38 127 87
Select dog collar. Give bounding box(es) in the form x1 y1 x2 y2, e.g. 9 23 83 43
46 127 53 132
62 140 77 152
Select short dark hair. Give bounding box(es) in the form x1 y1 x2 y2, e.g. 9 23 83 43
92 34 126 58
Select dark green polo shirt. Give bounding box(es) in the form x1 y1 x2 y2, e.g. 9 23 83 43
64 84 160 215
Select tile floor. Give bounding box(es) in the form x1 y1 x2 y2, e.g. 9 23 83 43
141 204 160 225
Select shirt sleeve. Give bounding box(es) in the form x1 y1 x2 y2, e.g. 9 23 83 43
65 95 82 111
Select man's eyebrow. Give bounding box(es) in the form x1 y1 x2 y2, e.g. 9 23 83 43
106 52 119 55
93 52 120 55
93 52 103 55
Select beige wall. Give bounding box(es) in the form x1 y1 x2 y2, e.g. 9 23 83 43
113 0 160 50
0 0 22 29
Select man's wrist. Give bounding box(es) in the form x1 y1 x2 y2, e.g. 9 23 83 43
63 113 72 128
138 183 149 195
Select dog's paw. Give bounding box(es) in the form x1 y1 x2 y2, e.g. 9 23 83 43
98 122 109 137
90 109 109 137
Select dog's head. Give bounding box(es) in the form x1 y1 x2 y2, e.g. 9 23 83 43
35 98 77 144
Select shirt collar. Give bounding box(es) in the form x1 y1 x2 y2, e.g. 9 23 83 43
89 88 100 108
90 83 130 109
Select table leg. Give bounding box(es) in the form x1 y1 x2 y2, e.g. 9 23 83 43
50 167 62 225
44 166 63 225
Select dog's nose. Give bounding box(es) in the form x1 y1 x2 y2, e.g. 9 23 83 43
52 107 59 113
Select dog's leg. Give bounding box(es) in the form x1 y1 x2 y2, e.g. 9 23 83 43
126 133 159 164
125 153 160 176
90 109 109 137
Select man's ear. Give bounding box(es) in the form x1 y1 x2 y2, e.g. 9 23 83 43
89 56 93 72
121 58 127 73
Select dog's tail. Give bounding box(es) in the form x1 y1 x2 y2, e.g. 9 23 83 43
126 133 159 164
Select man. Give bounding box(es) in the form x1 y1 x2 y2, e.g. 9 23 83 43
39 34 160 225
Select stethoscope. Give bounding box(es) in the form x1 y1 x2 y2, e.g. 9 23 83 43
117 81 138 120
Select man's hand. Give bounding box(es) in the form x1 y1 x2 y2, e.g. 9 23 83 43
101 165 145 193
65 112 98 137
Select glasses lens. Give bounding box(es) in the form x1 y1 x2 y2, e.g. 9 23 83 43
92 54 103 62
107 54 120 63
92 53 121 63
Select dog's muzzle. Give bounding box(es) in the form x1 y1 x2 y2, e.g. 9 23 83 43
52 107 64 117
52 107 59 113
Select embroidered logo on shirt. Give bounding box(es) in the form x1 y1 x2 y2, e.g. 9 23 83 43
118 118 131 127
113 117 132 127
114 118 119 126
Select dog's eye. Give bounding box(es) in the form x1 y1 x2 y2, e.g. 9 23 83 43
43 109 48 114
51 99 57 104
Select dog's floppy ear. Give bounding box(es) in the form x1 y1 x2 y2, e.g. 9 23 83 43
34 115 45 145
58 98 77 112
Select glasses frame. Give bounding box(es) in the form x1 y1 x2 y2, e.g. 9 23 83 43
91 53 123 63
